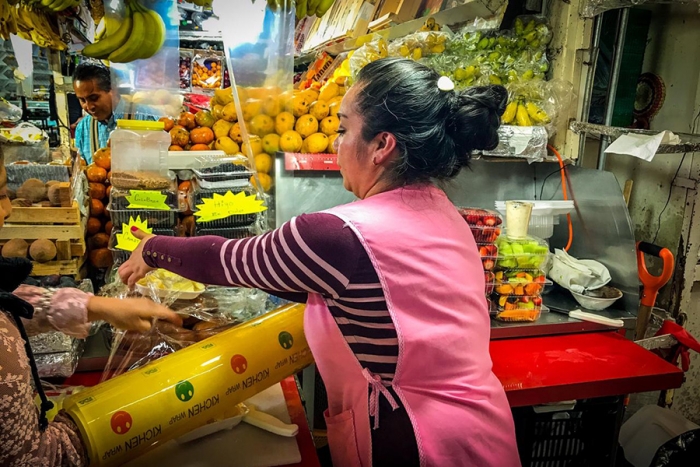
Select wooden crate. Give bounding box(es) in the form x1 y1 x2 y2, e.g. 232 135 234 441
0 199 87 278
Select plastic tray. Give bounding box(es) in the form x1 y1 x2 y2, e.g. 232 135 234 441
193 160 255 183
484 271 495 295
109 209 178 230
109 186 179 211
495 233 550 270
492 293 543 312
477 243 498 271
193 184 263 228
490 270 549 297
494 308 542 323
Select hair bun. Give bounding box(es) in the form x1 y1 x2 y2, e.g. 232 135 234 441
447 85 508 156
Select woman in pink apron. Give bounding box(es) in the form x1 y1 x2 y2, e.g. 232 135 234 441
120 58 521 466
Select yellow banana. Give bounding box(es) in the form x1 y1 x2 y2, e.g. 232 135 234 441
82 4 133 59
133 1 165 60
502 101 517 124
515 104 532 127
525 102 551 124
316 0 335 16
308 0 321 16
109 8 147 63
94 17 107 41
296 0 307 20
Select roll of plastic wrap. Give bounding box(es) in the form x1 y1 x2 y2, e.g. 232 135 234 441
63 304 311 466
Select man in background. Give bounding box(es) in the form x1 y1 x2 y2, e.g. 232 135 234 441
72 62 152 163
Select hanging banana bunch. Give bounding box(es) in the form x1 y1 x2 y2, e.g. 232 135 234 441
290 0 337 20
82 0 166 64
3 2 68 50
35 0 82 13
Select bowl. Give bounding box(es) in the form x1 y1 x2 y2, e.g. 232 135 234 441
570 286 622 311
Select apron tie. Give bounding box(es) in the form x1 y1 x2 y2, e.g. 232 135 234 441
362 368 399 430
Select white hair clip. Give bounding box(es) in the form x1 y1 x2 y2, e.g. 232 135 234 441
437 76 455 92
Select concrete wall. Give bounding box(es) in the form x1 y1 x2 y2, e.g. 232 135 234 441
580 4 700 422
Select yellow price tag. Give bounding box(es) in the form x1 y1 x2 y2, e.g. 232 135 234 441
194 191 267 223
126 191 170 210
115 216 153 252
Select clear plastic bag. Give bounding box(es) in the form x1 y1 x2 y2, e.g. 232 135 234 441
348 35 389 83
105 0 181 119
99 275 261 381
388 31 451 61
216 0 295 180
502 80 575 136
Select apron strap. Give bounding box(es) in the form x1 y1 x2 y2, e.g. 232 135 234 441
362 368 399 430
90 116 98 157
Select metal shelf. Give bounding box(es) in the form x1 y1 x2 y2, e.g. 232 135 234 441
570 121 700 155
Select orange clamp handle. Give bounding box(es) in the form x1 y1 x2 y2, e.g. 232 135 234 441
637 241 674 307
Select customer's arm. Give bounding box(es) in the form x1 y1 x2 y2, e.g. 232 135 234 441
0 313 87 467
128 213 363 300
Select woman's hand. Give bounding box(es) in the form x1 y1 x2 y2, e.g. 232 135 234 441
118 227 155 288
87 296 182 333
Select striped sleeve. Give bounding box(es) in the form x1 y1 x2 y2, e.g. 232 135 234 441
143 213 361 298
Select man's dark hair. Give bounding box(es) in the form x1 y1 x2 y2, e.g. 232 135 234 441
72 62 112 93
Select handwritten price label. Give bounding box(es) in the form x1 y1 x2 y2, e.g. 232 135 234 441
194 191 267 223
115 216 153 252
126 191 170 210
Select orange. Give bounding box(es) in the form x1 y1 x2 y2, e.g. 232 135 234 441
105 220 113 233
190 143 211 151
251 172 273 192
288 94 310 117
309 100 330 120
93 147 111 170
87 217 102 236
328 134 339 154
275 112 295 135
241 136 263 157
86 166 107 183
294 115 319 138
169 145 184 151
279 130 303 152
89 182 106 200
249 114 274 136
242 99 263 121
305 133 329 154
190 127 215 145
229 123 243 144
177 112 197 130
170 127 190 146
320 115 340 135
90 199 105 217
254 153 273 173
159 117 175 131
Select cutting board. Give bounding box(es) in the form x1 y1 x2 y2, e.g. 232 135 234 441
126 383 302 467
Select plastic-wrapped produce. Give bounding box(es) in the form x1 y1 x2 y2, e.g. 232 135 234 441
581 0 700 18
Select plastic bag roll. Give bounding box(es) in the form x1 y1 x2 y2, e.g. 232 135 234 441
63 304 312 466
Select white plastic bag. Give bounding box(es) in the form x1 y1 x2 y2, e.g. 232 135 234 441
546 248 611 293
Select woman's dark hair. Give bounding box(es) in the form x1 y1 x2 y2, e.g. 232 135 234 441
72 62 112 93
354 57 507 184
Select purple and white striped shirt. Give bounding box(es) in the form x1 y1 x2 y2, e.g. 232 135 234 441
143 213 399 381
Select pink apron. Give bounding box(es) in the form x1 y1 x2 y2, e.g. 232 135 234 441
304 184 520 467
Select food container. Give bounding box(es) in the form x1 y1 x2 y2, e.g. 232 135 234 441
496 233 550 270
495 200 575 239
458 207 503 243
477 243 498 271
494 307 542 323
110 120 171 190
505 201 533 239
109 182 179 211
193 184 262 228
570 286 623 311
490 270 549 297
136 270 206 300
484 271 495 295
192 156 255 188
192 49 223 90
492 293 543 313
109 209 178 230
